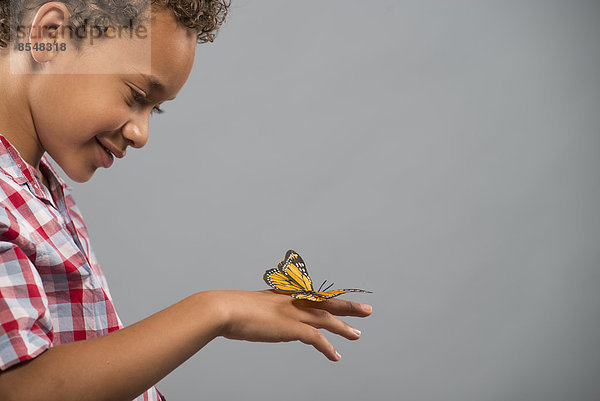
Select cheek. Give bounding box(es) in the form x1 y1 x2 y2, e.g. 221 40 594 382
30 78 127 147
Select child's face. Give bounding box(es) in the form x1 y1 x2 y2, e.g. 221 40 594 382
29 8 196 182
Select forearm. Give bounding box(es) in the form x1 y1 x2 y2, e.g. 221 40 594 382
0 291 224 401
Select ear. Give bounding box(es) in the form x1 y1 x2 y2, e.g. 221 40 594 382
28 1 71 64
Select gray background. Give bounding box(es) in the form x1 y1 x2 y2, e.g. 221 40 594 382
60 0 600 400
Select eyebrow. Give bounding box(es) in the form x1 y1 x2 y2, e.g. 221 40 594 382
138 73 176 101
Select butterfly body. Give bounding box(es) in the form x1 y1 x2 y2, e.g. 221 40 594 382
263 250 371 302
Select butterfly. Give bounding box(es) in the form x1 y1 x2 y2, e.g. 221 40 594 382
263 249 372 302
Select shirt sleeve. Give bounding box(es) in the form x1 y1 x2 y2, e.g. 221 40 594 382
0 213 53 371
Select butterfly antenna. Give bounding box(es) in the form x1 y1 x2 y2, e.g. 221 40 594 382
323 282 334 291
318 280 327 292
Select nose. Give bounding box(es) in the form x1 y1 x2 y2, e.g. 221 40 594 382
122 113 149 149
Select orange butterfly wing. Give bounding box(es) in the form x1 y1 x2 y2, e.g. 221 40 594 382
263 268 305 293
264 250 372 302
278 250 313 292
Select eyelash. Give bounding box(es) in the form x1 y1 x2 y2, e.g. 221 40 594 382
130 88 164 115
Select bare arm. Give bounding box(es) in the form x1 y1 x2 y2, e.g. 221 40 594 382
0 290 372 401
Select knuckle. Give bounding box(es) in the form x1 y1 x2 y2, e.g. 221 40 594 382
310 327 324 342
314 308 331 320
346 300 359 313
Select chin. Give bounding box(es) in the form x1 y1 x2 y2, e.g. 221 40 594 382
58 161 97 183
66 169 96 183
45 147 99 183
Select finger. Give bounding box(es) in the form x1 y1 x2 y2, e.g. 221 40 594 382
294 298 372 317
302 308 361 340
297 325 341 362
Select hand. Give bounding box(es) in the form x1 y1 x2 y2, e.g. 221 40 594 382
208 290 372 361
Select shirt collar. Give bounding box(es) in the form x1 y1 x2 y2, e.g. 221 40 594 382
0 134 72 202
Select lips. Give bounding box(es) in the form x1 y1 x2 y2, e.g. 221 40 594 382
95 136 126 159
95 137 114 168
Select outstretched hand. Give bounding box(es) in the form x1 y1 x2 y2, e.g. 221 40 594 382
209 290 372 361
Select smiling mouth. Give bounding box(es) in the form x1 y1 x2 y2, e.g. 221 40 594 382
95 137 113 166
95 136 125 159
100 143 112 156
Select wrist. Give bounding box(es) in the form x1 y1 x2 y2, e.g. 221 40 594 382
191 290 231 338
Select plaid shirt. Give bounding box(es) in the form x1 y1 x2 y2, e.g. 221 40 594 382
0 135 165 401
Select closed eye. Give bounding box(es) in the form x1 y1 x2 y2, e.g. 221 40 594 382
130 87 164 115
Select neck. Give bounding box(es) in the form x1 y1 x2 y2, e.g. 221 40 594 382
0 48 46 171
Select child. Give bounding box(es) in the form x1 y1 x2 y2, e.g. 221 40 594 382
0 1 372 400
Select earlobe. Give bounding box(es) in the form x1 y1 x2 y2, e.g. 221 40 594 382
28 2 70 64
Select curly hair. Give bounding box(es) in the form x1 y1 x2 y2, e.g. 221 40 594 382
0 0 230 50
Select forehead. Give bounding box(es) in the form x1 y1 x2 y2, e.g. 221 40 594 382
71 8 196 98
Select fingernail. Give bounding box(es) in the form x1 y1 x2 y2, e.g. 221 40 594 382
352 328 361 337
335 351 341 360
362 304 372 313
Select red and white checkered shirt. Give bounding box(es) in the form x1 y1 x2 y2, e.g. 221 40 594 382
0 135 165 401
